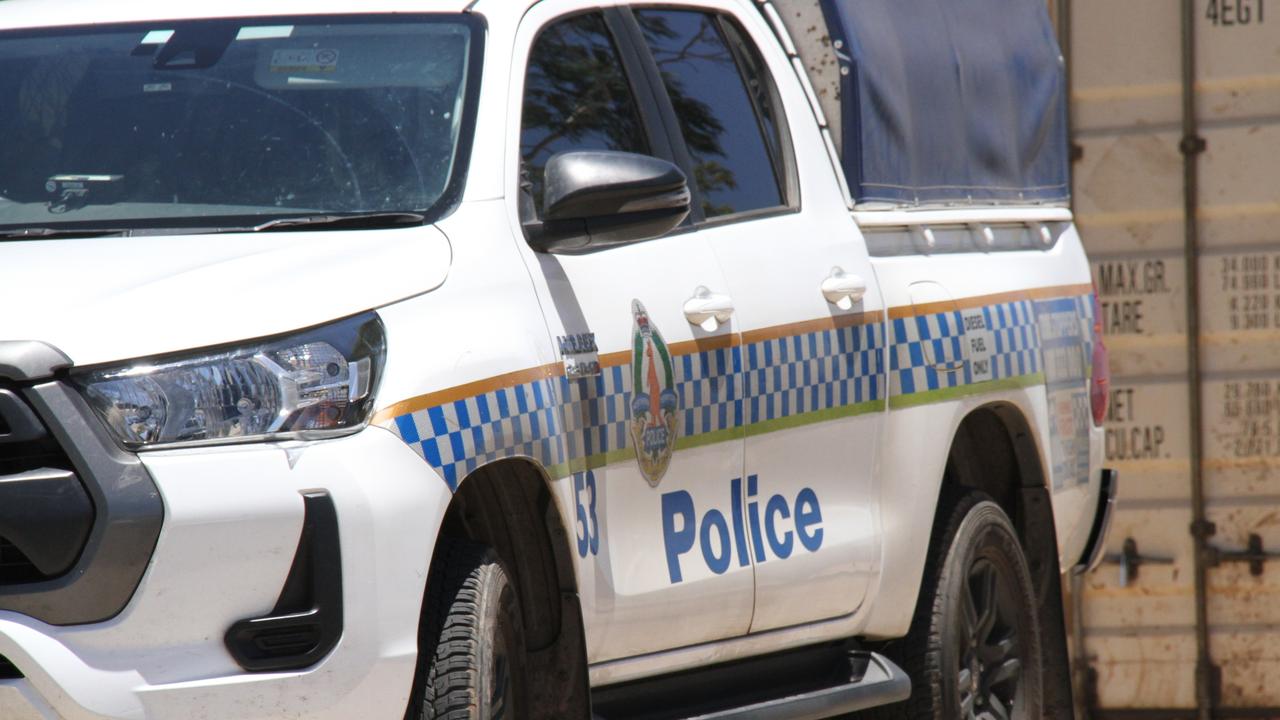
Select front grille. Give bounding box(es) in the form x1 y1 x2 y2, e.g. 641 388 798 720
0 386 83 586
0 538 44 585
0 388 68 477
0 653 21 679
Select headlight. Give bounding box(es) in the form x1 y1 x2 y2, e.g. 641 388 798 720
73 314 386 450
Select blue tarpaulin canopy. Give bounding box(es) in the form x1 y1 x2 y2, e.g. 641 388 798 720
818 0 1070 206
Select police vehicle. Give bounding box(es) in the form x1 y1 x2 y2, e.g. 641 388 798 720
0 0 1116 717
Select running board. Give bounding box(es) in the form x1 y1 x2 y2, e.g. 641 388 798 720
684 652 910 720
591 644 911 720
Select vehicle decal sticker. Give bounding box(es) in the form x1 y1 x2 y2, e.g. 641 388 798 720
375 284 1094 490
1036 294 1096 489
629 300 679 487
557 332 601 379
662 475 824 583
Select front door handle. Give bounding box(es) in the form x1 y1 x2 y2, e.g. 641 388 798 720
684 286 734 332
821 267 868 310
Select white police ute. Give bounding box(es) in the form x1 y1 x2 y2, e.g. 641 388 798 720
0 0 1116 717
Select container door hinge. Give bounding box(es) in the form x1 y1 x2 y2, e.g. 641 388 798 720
1190 518 1217 540
1179 134 1208 155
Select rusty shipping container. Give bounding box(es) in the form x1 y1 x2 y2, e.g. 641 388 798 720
1066 0 1280 716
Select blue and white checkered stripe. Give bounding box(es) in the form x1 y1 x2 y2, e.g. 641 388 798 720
744 322 883 423
889 310 966 396
675 345 743 439
559 345 743 461
889 299 1041 397
387 293 1090 487
392 345 748 487
390 324 885 487
985 300 1041 380
559 365 630 463
393 378 567 490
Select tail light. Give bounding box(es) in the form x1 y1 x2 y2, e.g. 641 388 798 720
1089 288 1110 426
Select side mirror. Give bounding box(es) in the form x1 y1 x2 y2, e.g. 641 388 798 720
526 151 691 254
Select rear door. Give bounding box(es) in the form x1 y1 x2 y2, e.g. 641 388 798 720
509 5 752 664
627 4 887 632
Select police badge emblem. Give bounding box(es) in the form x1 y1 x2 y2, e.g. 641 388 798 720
629 300 679 487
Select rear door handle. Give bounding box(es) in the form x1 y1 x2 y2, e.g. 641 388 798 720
821 268 867 309
684 286 735 332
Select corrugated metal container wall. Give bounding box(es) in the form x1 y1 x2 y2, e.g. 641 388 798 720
1068 0 1280 716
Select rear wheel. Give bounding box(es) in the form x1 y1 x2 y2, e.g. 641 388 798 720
406 539 527 720
870 494 1043 719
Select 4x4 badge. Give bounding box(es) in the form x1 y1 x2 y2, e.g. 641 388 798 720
630 300 678 487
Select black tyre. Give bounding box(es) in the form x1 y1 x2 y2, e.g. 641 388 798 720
406 539 527 720
872 494 1043 720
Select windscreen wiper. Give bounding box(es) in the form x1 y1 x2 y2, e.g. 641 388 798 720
248 212 426 233
0 227 128 240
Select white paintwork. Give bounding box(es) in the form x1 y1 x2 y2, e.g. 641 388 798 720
692 0 885 633
0 227 450 367
0 682 55 720
865 231 1099 639
501 0 753 663
852 207 1074 228
0 428 444 720
0 0 1106 715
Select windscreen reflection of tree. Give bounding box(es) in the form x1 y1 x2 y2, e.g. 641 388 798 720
0 58 90 204
520 15 648 217
636 13 735 218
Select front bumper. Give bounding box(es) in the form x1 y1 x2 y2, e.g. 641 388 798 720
0 426 450 720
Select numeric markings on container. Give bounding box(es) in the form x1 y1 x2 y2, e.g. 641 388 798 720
1218 382 1280 459
1218 254 1280 331
1206 0 1265 25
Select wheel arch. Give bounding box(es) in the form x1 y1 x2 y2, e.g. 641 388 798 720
429 457 590 718
941 401 1062 607
939 401 1075 716
943 401 1047 508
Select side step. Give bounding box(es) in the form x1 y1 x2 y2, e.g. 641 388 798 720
591 644 911 720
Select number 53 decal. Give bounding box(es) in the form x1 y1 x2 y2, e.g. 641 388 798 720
574 470 600 558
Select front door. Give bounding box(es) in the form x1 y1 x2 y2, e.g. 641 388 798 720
511 6 751 664
625 5 887 632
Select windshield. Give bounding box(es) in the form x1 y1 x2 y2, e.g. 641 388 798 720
0 15 479 233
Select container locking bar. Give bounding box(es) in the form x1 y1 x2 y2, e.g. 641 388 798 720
1206 533 1279 577
1102 537 1174 588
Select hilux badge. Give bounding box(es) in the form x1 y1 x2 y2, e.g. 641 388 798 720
630 300 679 487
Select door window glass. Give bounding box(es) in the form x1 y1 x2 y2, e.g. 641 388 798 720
521 13 649 217
635 10 783 219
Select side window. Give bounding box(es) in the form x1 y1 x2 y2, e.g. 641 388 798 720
521 13 650 217
635 10 785 219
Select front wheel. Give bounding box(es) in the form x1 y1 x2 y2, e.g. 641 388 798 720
874 495 1043 719
406 539 527 720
